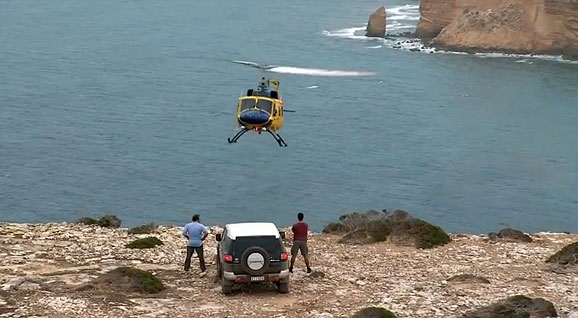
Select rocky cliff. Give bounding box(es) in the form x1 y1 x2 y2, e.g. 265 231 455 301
416 0 578 56
0 222 577 318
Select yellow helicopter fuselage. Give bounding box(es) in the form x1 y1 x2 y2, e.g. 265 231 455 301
235 96 284 131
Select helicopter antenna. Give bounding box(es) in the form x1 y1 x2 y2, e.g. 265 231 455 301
230 60 376 77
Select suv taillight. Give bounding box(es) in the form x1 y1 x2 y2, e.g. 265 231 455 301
224 254 233 262
281 253 288 261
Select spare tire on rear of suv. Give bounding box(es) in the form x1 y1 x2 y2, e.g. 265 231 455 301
241 246 270 276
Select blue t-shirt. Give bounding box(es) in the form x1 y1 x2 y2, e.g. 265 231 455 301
182 222 209 247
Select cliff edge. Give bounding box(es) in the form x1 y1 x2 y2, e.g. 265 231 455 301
416 0 578 56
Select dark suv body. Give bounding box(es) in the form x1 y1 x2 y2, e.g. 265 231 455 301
215 222 290 294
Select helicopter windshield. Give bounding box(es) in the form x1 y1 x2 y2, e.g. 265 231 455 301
240 99 255 111
256 99 273 113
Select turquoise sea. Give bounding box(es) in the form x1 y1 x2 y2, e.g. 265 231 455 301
1 0 577 233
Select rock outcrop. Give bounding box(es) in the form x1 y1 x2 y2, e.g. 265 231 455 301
416 0 578 56
323 210 451 249
366 6 387 37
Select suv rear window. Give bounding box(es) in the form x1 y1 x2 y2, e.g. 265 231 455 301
232 236 281 257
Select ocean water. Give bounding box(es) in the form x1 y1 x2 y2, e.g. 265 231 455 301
1 0 577 233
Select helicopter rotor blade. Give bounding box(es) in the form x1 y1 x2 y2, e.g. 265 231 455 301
230 60 376 77
267 66 376 77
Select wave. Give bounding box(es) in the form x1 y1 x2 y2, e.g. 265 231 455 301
321 5 578 65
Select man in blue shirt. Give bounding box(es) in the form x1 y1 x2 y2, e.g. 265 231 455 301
182 214 209 274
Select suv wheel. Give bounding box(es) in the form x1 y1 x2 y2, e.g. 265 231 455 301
278 282 289 294
240 246 270 276
221 276 233 295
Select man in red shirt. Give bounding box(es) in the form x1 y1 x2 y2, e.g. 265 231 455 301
290 212 312 273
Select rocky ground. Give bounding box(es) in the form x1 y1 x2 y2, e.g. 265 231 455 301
0 222 576 318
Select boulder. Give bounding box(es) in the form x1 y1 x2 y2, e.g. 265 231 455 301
546 241 578 266
496 228 533 242
353 307 397 318
128 223 158 235
366 6 387 38
462 295 558 318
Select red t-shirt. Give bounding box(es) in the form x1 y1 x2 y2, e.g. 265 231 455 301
292 222 308 242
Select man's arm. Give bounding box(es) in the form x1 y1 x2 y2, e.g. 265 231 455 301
182 227 189 240
201 226 209 241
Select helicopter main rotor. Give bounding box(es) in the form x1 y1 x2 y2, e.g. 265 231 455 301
230 60 377 77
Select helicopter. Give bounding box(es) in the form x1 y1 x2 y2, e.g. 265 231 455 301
227 60 377 147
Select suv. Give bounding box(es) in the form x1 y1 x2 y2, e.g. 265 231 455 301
215 222 290 294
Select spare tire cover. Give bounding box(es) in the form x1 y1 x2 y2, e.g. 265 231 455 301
241 246 270 275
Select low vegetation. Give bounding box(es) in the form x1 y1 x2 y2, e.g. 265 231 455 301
76 215 121 228
125 237 164 249
88 266 165 294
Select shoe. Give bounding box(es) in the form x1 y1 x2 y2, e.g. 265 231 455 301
199 272 207 278
289 266 293 273
307 267 312 273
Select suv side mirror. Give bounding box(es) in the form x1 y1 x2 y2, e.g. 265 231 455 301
279 231 285 239
216 233 222 241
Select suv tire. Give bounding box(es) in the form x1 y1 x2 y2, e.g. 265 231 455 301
221 276 233 295
278 282 289 294
240 246 270 276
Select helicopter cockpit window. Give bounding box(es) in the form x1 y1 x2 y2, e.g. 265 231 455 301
256 99 273 113
240 99 255 111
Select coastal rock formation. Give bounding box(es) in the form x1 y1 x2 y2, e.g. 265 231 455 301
366 6 387 37
416 0 578 56
324 210 451 249
0 222 577 317
490 228 534 243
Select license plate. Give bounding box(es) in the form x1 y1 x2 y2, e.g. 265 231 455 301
251 276 265 282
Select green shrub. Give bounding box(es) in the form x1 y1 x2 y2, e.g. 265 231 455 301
97 215 121 228
97 266 164 294
126 237 164 249
77 217 98 225
367 219 392 242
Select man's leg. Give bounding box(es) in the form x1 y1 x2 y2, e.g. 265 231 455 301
302 243 311 273
289 243 298 273
184 246 194 271
196 246 206 272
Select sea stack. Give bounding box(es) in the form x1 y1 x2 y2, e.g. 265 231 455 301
366 6 386 38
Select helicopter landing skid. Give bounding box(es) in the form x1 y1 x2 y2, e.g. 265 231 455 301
264 129 288 147
227 127 287 147
227 128 249 144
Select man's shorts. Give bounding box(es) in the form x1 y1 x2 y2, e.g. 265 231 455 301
291 240 308 256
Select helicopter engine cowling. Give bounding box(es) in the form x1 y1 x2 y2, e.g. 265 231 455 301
239 109 270 126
